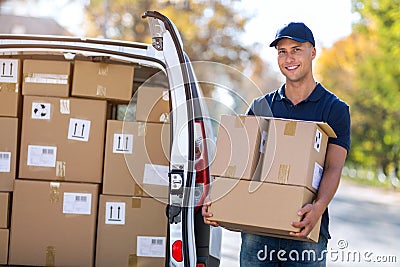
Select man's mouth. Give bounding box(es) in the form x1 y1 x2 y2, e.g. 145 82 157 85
286 65 300 71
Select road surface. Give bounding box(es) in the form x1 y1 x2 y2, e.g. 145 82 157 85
219 180 400 266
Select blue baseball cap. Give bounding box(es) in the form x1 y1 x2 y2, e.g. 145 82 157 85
269 22 315 47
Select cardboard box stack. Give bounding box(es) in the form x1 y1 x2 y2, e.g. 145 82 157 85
96 84 170 267
209 114 336 242
0 57 22 264
0 56 171 266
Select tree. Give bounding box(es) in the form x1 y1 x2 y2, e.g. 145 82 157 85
85 0 281 112
317 0 400 177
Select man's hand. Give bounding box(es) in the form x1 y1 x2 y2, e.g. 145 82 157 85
201 197 219 227
290 203 322 237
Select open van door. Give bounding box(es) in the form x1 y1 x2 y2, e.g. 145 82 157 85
143 11 222 267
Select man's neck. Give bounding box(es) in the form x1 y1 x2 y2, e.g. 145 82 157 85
284 79 316 105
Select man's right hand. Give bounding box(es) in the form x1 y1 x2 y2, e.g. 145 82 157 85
201 197 219 227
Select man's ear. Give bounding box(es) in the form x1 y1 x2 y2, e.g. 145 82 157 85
311 46 316 59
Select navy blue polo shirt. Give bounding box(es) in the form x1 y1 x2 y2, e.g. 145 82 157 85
246 82 351 240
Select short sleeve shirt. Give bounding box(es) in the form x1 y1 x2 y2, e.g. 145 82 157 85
246 82 351 239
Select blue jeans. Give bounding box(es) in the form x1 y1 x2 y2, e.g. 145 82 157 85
240 233 328 266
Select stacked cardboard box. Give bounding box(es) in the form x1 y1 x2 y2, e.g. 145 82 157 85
6 57 141 266
9 180 99 266
209 115 335 242
96 84 170 267
0 57 22 264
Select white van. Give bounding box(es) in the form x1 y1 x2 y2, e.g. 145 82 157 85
0 10 222 267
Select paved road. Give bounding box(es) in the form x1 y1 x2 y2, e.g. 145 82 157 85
219 180 400 266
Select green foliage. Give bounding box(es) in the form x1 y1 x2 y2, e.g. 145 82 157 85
317 0 400 177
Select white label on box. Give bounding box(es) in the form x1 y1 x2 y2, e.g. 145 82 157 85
143 164 169 186
59 99 70 114
112 134 133 154
312 162 323 190
67 118 91 142
137 236 166 258
0 59 19 83
0 152 11 172
27 145 57 167
259 130 268 153
63 193 92 215
24 73 68 84
105 202 126 225
314 129 322 152
31 102 51 120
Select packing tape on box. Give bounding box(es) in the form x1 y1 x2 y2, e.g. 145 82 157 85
132 198 141 208
278 164 290 184
234 116 246 128
96 85 107 97
138 122 146 136
0 82 19 92
284 121 297 136
224 165 237 177
24 73 69 85
56 161 66 179
128 254 138 267
134 186 144 197
49 182 60 203
98 63 109 76
46 245 56 267
59 99 70 114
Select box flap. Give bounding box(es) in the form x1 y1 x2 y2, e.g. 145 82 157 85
259 116 337 138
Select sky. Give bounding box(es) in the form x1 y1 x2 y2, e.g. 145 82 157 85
2 0 356 72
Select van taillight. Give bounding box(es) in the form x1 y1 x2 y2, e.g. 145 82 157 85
172 240 183 262
194 120 210 213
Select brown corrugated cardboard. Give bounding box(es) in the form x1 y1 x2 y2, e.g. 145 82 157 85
0 58 21 117
95 194 167 267
0 193 10 228
209 177 320 242
19 96 107 183
211 115 269 180
135 86 170 123
103 120 170 198
0 228 9 265
72 60 134 102
9 179 99 267
22 59 71 97
0 117 18 191
260 117 336 192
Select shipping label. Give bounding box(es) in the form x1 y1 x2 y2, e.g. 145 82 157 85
0 152 11 172
67 118 91 142
0 59 19 83
27 145 57 167
137 236 166 258
143 164 169 186
63 192 92 215
112 134 133 154
312 162 323 190
105 202 126 225
31 102 51 120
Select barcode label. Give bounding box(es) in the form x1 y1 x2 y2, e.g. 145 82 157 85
75 195 87 202
0 152 11 173
63 193 92 215
137 236 166 258
27 145 57 167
